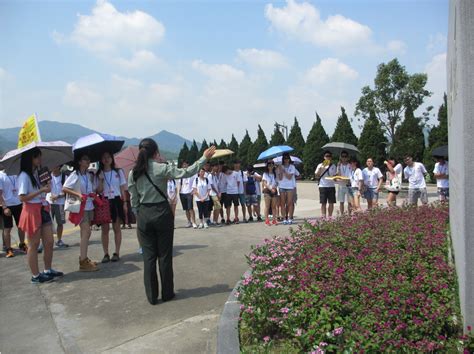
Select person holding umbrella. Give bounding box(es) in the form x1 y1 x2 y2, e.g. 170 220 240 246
17 148 64 283
128 138 215 305
277 153 296 224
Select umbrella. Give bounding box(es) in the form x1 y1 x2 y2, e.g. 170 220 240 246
73 133 124 162
431 145 448 158
211 149 234 160
322 142 359 156
257 145 294 161
115 146 166 178
0 141 73 175
273 155 302 165
253 162 266 168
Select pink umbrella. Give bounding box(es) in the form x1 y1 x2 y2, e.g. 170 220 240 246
114 146 166 178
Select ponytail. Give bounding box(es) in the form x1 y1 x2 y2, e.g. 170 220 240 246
132 138 159 181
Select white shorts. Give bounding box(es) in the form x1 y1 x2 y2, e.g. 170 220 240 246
337 185 350 203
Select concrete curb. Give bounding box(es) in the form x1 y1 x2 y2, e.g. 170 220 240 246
217 270 251 354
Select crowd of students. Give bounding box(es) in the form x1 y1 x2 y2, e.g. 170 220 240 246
0 146 449 285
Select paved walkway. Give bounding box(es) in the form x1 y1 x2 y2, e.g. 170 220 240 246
0 183 439 353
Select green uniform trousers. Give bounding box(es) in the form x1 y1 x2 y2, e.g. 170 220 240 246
137 202 175 304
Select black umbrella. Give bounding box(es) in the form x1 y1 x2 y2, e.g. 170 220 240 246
73 133 124 162
431 145 448 158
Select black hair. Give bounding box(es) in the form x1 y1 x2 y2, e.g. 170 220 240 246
323 150 332 156
247 165 254 173
349 157 361 169
210 161 218 167
133 138 159 181
233 159 242 164
265 160 276 178
282 152 293 164
98 151 118 174
221 165 229 174
20 147 41 189
340 150 348 156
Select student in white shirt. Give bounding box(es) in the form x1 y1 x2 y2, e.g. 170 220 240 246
361 158 383 209
17 147 63 283
48 165 69 248
433 157 449 201
335 151 352 215
349 158 362 212
277 153 296 225
0 171 27 257
63 153 99 272
403 155 428 206
179 161 197 228
209 163 223 226
315 151 337 218
262 160 279 225
96 152 127 263
384 158 403 206
217 161 227 224
233 160 248 223
167 179 178 216
192 168 212 229
225 166 241 224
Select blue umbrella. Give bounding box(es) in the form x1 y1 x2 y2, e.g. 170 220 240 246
73 133 125 162
257 145 294 161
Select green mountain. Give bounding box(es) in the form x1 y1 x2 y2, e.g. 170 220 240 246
0 121 195 160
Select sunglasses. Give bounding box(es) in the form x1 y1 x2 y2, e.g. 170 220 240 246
341 155 348 158
324 155 332 158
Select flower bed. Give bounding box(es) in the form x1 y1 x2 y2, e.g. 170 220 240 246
238 204 473 352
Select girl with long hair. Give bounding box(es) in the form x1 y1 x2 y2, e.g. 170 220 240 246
18 147 63 283
262 160 279 226
63 153 98 271
128 138 215 305
96 152 127 263
277 153 296 225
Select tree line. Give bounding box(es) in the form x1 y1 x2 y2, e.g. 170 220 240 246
178 58 448 179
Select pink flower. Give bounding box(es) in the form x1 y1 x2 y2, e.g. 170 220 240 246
263 336 270 343
333 327 344 336
264 281 276 289
280 307 290 314
295 328 303 337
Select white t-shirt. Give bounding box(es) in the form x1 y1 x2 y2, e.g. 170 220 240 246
278 164 297 189
254 172 262 195
179 175 196 194
192 177 211 201
167 180 177 201
101 169 126 199
17 171 46 205
362 167 383 188
350 168 362 188
404 162 427 189
262 172 278 190
338 163 352 178
210 173 220 197
433 161 449 188
49 174 65 205
0 172 21 206
234 170 247 194
63 171 96 211
218 172 227 193
316 163 337 188
225 171 240 194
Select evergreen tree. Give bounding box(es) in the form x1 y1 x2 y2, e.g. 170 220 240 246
269 123 286 146
187 140 199 164
218 139 227 149
358 111 387 167
178 142 189 166
330 107 358 146
286 117 305 158
199 139 209 154
390 105 425 162
303 113 330 177
238 130 253 167
424 94 448 180
248 125 268 163
228 134 239 156
211 140 218 148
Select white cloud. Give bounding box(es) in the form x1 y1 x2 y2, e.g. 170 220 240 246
149 83 181 102
427 33 447 52
111 74 143 91
305 58 358 85
114 50 162 69
63 82 103 108
70 0 165 54
387 40 407 55
265 0 372 50
192 60 245 81
424 52 447 111
237 48 288 69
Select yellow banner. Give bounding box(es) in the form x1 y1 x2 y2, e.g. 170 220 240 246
18 114 41 148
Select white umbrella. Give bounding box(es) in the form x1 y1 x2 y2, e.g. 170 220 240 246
273 155 302 165
322 142 359 155
0 141 73 175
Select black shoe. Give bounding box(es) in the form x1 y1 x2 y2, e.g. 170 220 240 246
111 253 120 262
44 269 64 278
257 216 263 222
225 220 231 226
31 273 54 284
148 298 158 305
101 254 110 263
248 217 254 222
221 218 225 224
163 293 176 302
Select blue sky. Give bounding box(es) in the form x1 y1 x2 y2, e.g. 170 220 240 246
0 0 448 143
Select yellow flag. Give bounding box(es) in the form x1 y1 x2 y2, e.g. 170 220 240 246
18 114 41 148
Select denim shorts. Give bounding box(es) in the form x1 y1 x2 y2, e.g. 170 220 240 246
363 188 379 201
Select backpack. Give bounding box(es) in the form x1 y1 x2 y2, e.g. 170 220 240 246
195 177 209 186
246 174 256 195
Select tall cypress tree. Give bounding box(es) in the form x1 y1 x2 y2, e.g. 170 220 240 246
228 134 239 156
330 107 358 146
239 130 253 167
269 123 286 146
358 111 387 167
390 105 425 162
303 113 330 177
187 140 199 164
286 117 305 157
248 125 268 163
178 142 189 166
218 139 227 149
199 139 209 154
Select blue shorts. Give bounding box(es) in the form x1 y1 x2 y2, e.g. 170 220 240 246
239 194 246 206
245 195 258 206
363 188 379 201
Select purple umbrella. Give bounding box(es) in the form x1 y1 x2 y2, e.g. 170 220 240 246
73 133 124 162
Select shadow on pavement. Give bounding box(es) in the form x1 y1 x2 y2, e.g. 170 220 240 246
58 262 141 283
175 283 233 300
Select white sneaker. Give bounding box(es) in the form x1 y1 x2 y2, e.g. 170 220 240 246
288 219 293 225
198 223 204 229
186 221 192 228
204 223 209 229
192 223 198 229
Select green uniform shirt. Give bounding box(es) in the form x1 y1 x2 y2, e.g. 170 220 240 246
128 157 206 209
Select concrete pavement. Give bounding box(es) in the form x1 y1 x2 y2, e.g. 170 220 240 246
0 183 440 353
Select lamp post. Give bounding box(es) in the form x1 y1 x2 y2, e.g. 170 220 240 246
275 122 288 140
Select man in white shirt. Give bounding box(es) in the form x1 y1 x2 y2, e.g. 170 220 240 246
361 158 383 209
335 151 352 215
49 166 69 248
315 151 337 218
178 161 197 228
433 156 449 201
403 155 428 206
234 160 248 223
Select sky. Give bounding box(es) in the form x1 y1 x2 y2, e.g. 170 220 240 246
0 0 448 143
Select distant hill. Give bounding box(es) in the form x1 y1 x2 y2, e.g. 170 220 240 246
0 121 196 160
